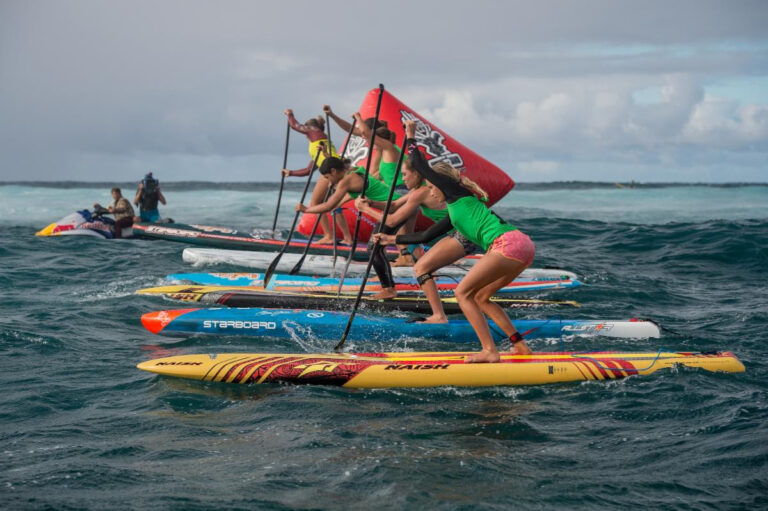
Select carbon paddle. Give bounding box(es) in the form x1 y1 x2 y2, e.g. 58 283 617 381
336 84 385 295
263 143 324 287
326 111 338 269
331 116 357 270
290 116 358 275
289 185 333 275
335 125 405 351
271 120 291 238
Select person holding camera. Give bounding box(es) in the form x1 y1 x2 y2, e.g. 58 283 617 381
134 172 167 222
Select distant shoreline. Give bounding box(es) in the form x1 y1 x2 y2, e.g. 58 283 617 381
1 181 766 191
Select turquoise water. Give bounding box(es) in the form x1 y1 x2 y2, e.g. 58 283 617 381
1 183 767 509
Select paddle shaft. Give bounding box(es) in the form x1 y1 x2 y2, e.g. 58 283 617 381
271 121 291 238
327 111 337 267
336 122 406 351
291 116 359 275
263 143 324 287
331 117 357 270
337 84 385 295
289 184 333 274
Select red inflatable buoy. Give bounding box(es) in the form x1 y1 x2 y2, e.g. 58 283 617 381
298 88 514 242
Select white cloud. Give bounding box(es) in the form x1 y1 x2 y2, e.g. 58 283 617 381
683 97 768 146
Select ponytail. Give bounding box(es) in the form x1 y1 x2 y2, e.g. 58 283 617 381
431 162 489 202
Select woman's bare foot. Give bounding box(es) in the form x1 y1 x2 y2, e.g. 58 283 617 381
371 288 397 300
392 254 414 267
417 314 448 324
510 340 532 355
342 237 353 245
465 349 501 363
316 237 335 245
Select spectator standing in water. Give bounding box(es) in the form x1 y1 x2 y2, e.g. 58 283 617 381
133 172 166 222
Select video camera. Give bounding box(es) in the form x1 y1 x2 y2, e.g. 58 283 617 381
142 172 159 195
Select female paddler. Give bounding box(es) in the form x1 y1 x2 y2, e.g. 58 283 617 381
374 120 535 362
353 151 449 299
352 112 420 267
323 105 391 189
282 108 352 245
295 157 402 299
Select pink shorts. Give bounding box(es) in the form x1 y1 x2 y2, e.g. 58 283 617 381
488 230 535 266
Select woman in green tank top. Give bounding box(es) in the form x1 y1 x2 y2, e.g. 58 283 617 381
353 157 449 299
295 157 401 219
353 112 405 190
355 147 449 265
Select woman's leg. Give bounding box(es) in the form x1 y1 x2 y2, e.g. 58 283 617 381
335 209 353 244
412 237 467 323
393 215 419 266
454 252 528 363
309 178 334 243
475 274 532 355
370 244 397 299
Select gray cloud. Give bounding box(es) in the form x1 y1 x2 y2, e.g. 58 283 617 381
1 0 767 182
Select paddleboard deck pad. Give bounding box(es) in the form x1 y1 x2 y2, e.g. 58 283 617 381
134 222 400 261
142 307 661 341
181 248 579 281
137 285 581 313
165 272 582 295
137 350 744 388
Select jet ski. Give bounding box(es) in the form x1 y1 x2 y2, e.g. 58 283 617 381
36 209 123 239
36 208 175 239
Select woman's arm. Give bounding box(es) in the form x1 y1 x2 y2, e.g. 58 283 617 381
355 197 383 222
282 161 313 178
403 120 468 202
363 194 408 213
296 174 358 214
323 105 363 136
380 193 423 229
393 216 453 245
285 109 309 135
355 112 397 156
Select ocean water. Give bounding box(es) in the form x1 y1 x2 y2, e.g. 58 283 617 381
1 182 767 509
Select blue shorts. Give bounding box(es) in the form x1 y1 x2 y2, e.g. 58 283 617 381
139 209 160 222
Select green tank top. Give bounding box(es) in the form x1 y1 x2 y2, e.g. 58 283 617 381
347 167 401 202
378 145 404 188
420 204 448 223
446 196 516 250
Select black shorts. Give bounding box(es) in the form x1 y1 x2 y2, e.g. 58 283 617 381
450 230 479 255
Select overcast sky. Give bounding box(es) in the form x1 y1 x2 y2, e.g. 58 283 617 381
2 0 767 183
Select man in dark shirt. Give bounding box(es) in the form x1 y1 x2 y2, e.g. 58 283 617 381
133 172 167 222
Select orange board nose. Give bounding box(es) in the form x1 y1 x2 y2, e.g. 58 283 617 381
141 309 199 334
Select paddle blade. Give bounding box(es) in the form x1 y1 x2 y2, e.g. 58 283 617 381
289 255 306 275
262 255 281 287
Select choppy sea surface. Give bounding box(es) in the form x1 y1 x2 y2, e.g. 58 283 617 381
1 182 767 509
